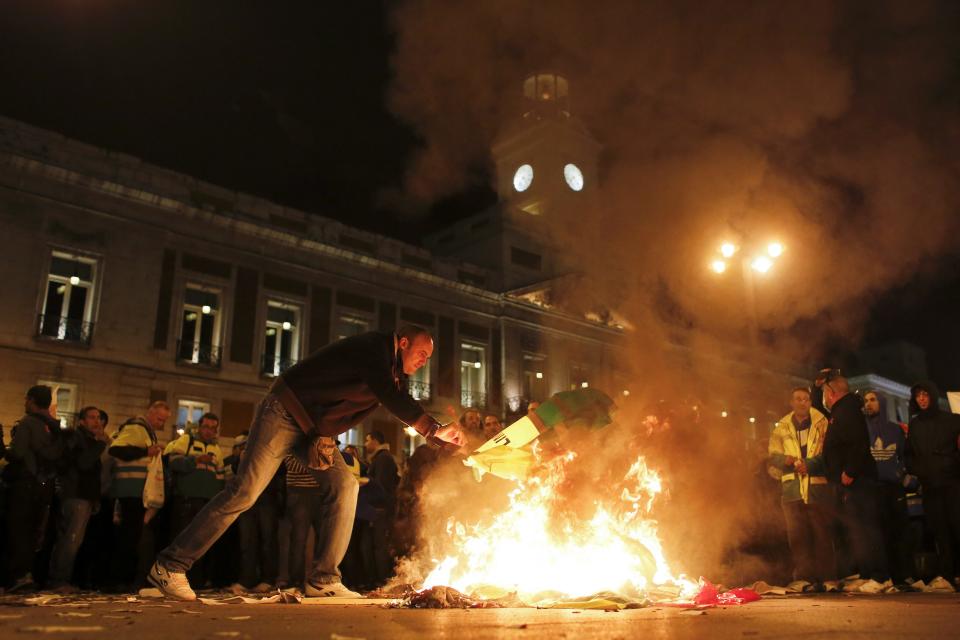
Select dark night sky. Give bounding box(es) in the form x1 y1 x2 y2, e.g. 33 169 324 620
1 1 959 388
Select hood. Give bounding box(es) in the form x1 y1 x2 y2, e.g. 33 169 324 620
863 389 890 425
909 380 942 417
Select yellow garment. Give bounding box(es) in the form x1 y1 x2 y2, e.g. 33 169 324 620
770 408 828 503
463 447 535 482
164 431 224 473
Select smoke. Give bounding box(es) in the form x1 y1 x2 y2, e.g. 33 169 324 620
386 1 960 586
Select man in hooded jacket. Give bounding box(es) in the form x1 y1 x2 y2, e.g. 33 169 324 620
863 390 912 583
905 381 960 583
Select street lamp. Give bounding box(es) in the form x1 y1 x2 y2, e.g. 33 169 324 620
709 239 785 346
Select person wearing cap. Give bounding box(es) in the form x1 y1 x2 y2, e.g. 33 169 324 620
819 370 888 582
905 381 960 585
150 324 463 600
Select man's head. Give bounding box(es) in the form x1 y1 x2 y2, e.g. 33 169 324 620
197 412 220 443
397 324 434 376
145 401 171 431
460 408 481 432
25 385 53 414
482 414 502 439
819 373 849 411
915 389 931 411
364 430 386 456
790 387 812 419
99 409 109 428
77 405 102 436
863 391 882 417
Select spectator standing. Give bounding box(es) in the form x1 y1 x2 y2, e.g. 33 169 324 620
482 414 502 441
48 406 108 591
108 401 168 589
4 385 63 591
164 413 225 586
905 381 960 584
363 430 400 586
768 387 835 585
819 371 887 582
863 390 914 583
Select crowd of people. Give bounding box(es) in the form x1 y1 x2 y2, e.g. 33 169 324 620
767 371 960 589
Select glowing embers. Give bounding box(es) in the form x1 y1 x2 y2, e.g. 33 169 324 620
422 451 695 601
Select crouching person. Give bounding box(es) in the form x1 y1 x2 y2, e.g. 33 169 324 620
49 406 108 592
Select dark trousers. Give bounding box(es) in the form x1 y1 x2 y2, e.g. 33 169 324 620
287 490 323 588
238 498 279 587
877 483 913 582
74 497 115 589
4 478 54 584
782 499 836 582
110 496 145 587
922 483 960 580
839 482 889 581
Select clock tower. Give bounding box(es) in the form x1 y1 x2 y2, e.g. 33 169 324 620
492 72 601 218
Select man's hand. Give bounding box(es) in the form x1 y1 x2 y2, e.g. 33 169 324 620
795 460 808 475
784 455 796 468
433 423 464 447
841 471 855 486
147 444 163 458
194 453 213 466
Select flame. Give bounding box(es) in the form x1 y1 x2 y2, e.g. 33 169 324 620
421 451 697 601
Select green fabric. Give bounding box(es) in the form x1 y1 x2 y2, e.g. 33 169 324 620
534 389 615 429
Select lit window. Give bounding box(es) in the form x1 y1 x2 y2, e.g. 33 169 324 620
569 364 590 391
263 301 301 376
38 251 98 345
178 285 222 366
407 361 431 401
177 399 211 430
37 380 77 429
460 343 486 408
522 354 547 403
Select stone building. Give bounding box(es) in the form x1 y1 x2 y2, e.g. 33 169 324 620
0 73 629 452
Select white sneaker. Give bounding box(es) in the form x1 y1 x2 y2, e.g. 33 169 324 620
305 581 362 598
147 562 197 601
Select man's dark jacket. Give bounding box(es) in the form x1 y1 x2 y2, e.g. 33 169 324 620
5 412 63 483
281 331 424 437
823 393 878 484
57 426 106 502
905 381 960 489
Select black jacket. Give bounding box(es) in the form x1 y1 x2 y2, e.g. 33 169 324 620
281 331 425 437
57 427 106 502
822 393 878 485
905 381 960 489
6 412 63 483
367 448 400 513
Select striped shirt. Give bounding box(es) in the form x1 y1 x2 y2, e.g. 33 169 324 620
285 456 320 490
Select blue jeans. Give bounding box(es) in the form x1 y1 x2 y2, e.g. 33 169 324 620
158 394 358 581
49 498 95 586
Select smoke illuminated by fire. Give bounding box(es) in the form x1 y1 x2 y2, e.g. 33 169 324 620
420 450 697 601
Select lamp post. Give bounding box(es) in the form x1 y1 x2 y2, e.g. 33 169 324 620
710 241 784 347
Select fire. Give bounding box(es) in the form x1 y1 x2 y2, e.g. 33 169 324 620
421 450 697 601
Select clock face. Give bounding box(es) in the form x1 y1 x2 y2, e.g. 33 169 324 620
513 164 534 192
563 163 584 191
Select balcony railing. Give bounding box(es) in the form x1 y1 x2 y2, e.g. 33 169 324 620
176 339 222 368
37 314 94 346
406 379 432 401
460 390 487 410
261 353 299 377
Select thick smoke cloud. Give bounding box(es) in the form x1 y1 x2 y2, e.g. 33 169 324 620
387 1 960 586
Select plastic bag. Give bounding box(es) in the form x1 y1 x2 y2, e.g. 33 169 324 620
142 455 165 509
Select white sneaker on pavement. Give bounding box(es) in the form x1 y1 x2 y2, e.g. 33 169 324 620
147 561 197 601
304 581 362 598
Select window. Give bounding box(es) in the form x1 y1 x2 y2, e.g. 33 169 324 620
341 427 361 447
177 399 211 432
38 380 77 429
336 313 371 341
178 285 222 366
522 354 548 402
460 343 486 408
510 246 542 271
407 363 431 401
262 301 301 376
39 250 98 345
569 364 590 391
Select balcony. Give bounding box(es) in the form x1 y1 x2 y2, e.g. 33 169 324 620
36 314 94 346
406 379 432 401
261 353 299 377
176 339 222 368
460 390 487 410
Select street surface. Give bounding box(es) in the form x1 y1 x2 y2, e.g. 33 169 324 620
0 592 959 640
